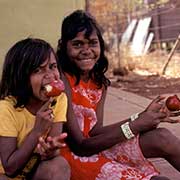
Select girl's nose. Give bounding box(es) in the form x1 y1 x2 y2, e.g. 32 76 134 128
44 69 54 80
82 44 91 55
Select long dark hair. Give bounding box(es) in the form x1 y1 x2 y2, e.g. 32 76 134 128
57 10 110 88
0 38 57 108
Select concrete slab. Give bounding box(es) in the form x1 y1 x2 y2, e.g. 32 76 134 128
104 87 150 125
104 87 180 179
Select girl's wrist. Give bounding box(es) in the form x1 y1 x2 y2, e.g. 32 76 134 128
129 120 140 136
130 113 139 122
121 122 135 139
121 112 142 140
31 128 44 139
128 112 142 135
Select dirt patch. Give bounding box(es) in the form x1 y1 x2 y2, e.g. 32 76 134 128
108 50 180 99
110 72 180 99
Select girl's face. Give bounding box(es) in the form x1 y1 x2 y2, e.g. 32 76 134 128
29 52 60 102
66 30 101 74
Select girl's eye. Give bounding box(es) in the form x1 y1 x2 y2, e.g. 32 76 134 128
72 41 83 48
89 40 99 47
33 68 41 74
50 63 58 70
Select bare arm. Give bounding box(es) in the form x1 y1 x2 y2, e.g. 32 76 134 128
63 75 172 157
0 98 54 177
0 130 41 177
65 88 130 156
36 122 67 160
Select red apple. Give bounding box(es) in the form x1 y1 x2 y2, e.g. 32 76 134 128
45 80 65 97
165 95 180 111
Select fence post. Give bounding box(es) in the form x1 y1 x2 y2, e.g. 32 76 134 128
85 0 90 12
154 6 161 49
162 34 180 75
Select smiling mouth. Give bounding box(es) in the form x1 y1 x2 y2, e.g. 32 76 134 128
81 58 93 62
78 58 95 62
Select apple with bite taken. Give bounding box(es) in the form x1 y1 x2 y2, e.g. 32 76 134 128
45 80 65 97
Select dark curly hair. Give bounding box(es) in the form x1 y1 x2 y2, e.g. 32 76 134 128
0 38 57 108
57 10 110 89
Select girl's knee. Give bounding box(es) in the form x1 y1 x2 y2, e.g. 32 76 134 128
153 128 178 153
140 128 178 157
44 156 70 179
155 128 171 139
33 156 70 180
155 128 174 145
151 175 170 180
54 156 71 176
0 174 8 180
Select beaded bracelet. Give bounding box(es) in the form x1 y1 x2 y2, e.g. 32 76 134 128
130 113 139 121
121 122 135 139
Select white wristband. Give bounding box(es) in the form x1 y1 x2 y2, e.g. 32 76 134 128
130 113 139 121
121 122 135 139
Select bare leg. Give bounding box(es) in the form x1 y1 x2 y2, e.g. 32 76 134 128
0 174 8 180
31 156 70 180
140 127 180 171
151 176 170 180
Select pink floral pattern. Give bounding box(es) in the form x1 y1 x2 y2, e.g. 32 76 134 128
72 84 102 106
96 161 144 180
73 104 97 131
62 75 159 180
96 161 157 180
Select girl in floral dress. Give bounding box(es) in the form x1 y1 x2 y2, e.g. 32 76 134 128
57 10 180 180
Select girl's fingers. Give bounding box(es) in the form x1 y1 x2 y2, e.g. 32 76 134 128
58 132 68 139
39 97 54 112
44 109 54 120
47 133 67 149
48 139 66 149
146 96 166 112
153 96 165 103
161 117 180 123
47 133 67 143
37 143 46 155
150 96 165 105
37 133 67 158
169 111 180 117
38 137 50 153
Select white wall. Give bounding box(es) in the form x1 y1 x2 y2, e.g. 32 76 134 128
0 0 85 69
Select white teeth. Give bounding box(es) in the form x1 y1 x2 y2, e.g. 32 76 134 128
82 59 92 62
45 84 52 92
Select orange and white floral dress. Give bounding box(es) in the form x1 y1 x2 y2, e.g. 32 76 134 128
61 74 159 180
